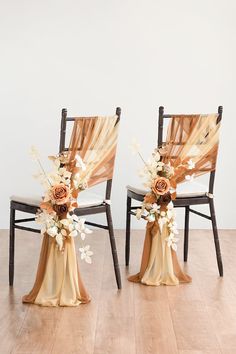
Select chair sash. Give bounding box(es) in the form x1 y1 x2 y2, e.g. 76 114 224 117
23 115 119 306
129 113 221 286
163 114 220 184
68 115 119 187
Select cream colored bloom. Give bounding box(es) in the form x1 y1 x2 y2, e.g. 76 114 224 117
165 232 179 251
185 174 195 181
75 154 86 171
136 208 143 220
56 233 63 251
187 159 195 169
47 226 58 237
30 146 40 160
158 216 168 231
147 213 155 222
130 139 141 155
150 203 160 214
79 245 93 264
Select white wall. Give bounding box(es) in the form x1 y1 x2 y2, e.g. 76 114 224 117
1 0 235 229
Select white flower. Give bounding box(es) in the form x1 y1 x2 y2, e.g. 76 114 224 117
75 154 86 171
136 208 143 220
61 229 67 236
52 158 61 169
73 173 81 188
60 218 69 227
165 232 179 251
35 210 57 234
169 221 179 235
187 159 195 170
56 233 63 251
30 146 40 160
150 203 160 214
158 216 168 231
130 139 141 155
147 213 155 222
76 218 92 233
153 151 160 162
69 230 78 237
72 214 79 222
156 162 164 171
167 201 174 210
185 174 195 181
59 168 71 179
79 245 93 264
47 226 58 237
171 242 178 251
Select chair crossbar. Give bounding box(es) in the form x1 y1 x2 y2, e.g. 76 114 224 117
84 221 109 230
189 208 212 220
14 225 41 233
14 217 36 224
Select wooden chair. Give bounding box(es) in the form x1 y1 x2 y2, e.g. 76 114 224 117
125 106 223 277
9 107 122 289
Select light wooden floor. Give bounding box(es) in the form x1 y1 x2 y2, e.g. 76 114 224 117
0 228 236 354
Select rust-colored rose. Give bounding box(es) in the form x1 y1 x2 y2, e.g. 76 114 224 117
51 184 70 205
152 176 170 196
158 192 172 205
53 203 69 216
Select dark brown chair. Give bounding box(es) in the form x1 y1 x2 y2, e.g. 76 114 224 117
125 106 223 277
9 107 122 289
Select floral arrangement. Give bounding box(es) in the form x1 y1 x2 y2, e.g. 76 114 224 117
132 142 195 251
30 147 93 263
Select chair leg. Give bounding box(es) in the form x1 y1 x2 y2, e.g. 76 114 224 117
184 206 190 262
106 205 122 289
125 196 132 266
9 205 15 286
209 199 223 276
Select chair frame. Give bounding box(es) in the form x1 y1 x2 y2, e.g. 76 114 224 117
125 106 223 277
9 107 122 289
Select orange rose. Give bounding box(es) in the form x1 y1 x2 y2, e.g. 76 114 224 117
152 176 170 196
51 184 70 205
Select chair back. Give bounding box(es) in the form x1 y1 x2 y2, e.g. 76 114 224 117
158 106 223 194
59 107 121 200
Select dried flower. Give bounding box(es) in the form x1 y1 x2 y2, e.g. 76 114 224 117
158 192 172 205
152 176 170 196
187 159 195 170
53 203 69 216
144 193 157 204
79 245 93 264
50 184 70 205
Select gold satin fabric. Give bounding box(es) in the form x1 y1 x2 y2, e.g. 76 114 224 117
23 116 119 306
68 115 119 187
129 114 220 286
163 114 220 184
129 222 191 285
23 235 90 306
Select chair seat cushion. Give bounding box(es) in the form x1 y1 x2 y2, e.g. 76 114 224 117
127 181 208 199
10 192 105 208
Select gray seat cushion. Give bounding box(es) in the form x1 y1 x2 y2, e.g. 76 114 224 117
127 180 208 199
11 191 104 208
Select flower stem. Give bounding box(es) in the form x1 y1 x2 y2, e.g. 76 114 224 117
37 158 52 187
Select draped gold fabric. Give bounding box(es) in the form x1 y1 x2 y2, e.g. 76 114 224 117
163 114 220 184
129 114 220 286
23 116 119 306
68 115 119 187
23 236 90 306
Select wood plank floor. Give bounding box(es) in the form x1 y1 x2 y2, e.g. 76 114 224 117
0 228 235 354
